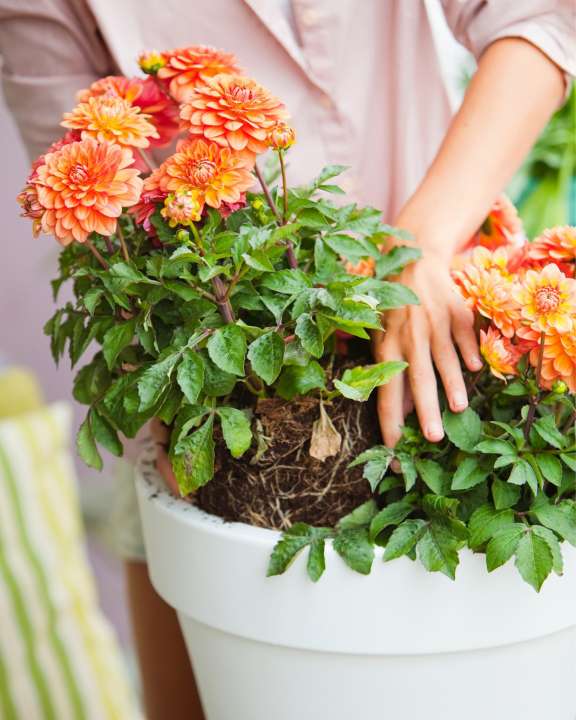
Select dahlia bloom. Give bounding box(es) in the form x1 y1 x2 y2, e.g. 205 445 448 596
480 327 521 380
27 131 81 181
158 45 241 102
267 122 296 150
33 138 143 245
138 50 167 75
130 168 166 232
17 184 44 236
523 226 576 275
453 265 520 338
155 138 254 209
512 263 576 333
473 194 523 251
538 329 576 393
77 76 179 147
180 74 288 161
161 191 204 227
344 257 376 277
62 96 159 149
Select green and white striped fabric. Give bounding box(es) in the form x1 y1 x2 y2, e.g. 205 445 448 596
0 402 141 720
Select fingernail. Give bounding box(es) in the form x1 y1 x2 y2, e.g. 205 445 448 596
426 423 444 441
470 355 483 370
452 392 468 411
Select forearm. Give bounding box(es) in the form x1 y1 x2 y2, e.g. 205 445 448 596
397 38 566 257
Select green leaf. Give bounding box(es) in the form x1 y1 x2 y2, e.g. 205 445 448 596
334 361 407 402
176 351 205 404
491 478 521 510
451 457 490 491
260 269 311 295
314 164 348 186
203 356 237 397
369 498 416 541
207 325 247 376
383 519 427 561
325 233 376 259
442 407 482 452
306 540 326 582
475 439 517 455
348 446 394 492
515 529 553 592
242 251 274 272
368 282 419 310
376 246 422 278
417 522 461 579
247 332 285 385
415 459 448 494
295 314 323 358
397 452 417 491
485 524 525 571
216 407 252 458
76 416 102 471
172 415 215 494
267 524 331 577
534 453 563 487
530 498 576 545
560 453 576 472
337 500 379 530
83 288 104 315
501 380 529 397
137 353 180 412
276 361 326 400
333 528 374 575
533 414 565 449
508 459 539 495
468 504 516 549
90 410 123 457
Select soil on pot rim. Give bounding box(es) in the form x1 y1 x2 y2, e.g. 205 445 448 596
195 392 378 530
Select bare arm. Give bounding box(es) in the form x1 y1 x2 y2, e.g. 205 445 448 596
376 38 566 446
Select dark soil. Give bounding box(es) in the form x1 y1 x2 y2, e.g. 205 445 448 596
196 391 379 530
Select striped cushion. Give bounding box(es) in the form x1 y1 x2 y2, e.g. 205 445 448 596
0 402 141 720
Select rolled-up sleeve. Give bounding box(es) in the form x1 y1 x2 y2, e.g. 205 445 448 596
0 0 113 160
440 0 576 79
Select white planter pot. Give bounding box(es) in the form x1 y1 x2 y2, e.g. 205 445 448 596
136 455 576 720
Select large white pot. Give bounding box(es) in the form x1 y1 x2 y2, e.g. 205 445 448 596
136 454 576 720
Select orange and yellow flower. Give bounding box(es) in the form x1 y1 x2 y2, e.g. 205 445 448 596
77 76 179 147
62 96 159 149
180 74 288 161
480 326 521 380
158 45 241 102
538 329 576 393
512 262 576 333
138 50 167 75
524 225 576 274
155 138 254 209
17 184 44 237
33 138 142 245
267 122 296 150
161 190 203 227
453 265 519 338
474 194 523 251
344 257 376 277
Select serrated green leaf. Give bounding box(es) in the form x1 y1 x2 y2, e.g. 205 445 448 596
417 523 461 579
376 246 422 278
83 288 104 315
515 529 553 592
475 439 517 455
137 353 180 411
267 524 331 577
532 526 563 575
491 478 521 510
560 453 576 472
295 314 323 358
306 540 326 582
337 500 379 530
242 251 274 272
368 282 419 310
172 415 215 494
203 356 237 397
533 414 565 449
397 452 417 491
530 498 576 545
260 269 311 295
451 457 490 491
90 409 123 457
76 416 102 470
247 331 285 385
176 350 205 404
333 527 374 575
501 380 529 396
207 325 247 376
276 361 325 400
216 407 252 458
485 524 525 571
534 453 563 487
415 459 448 494
468 504 516 549
508 459 539 494
334 361 407 402
369 498 416 541
383 519 427 561
443 407 482 452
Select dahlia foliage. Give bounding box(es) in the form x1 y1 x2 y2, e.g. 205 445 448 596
18 46 575 592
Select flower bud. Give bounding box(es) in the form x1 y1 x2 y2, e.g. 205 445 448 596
176 229 190 244
267 122 296 150
138 50 167 75
552 379 568 394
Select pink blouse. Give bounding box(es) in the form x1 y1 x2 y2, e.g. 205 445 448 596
1 0 574 220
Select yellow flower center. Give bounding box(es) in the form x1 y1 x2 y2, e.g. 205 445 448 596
228 84 254 104
189 160 217 185
69 164 89 184
535 286 560 314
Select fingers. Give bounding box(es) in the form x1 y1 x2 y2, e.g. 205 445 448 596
452 305 483 372
431 325 468 413
377 373 405 448
407 343 444 442
150 417 170 445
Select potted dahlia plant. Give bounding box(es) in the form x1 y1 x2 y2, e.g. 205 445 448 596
18 44 576 720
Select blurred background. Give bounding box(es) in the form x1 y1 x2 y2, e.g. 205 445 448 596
0 0 573 699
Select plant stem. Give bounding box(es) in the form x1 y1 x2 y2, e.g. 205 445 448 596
254 163 282 224
278 150 289 223
212 276 235 324
116 223 130 263
524 332 545 442
104 236 114 254
85 238 109 270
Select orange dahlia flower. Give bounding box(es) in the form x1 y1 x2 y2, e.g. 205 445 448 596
77 76 179 147
180 74 288 161
453 265 520 338
538 329 576 393
523 226 576 275
480 326 521 380
17 184 44 237
156 138 254 209
158 45 241 102
344 257 376 277
62 96 159 149
267 122 296 150
33 138 143 245
161 190 204 227
473 194 523 251
512 263 576 333
138 50 167 75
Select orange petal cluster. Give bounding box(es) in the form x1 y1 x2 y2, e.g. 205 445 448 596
480 327 521 380
33 138 142 245
180 74 288 161
512 263 576 333
523 226 576 276
344 257 376 277
161 190 204 227
267 122 296 150
62 96 159 149
158 45 241 102
154 138 254 212
538 329 576 393
475 194 523 251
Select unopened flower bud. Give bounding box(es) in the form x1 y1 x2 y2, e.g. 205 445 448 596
552 380 568 394
267 122 296 150
176 229 190 244
138 50 167 75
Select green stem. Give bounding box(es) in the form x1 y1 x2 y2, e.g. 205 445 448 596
254 163 282 224
524 332 545 442
85 238 109 270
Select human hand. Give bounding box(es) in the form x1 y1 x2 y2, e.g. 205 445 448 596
374 248 483 448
